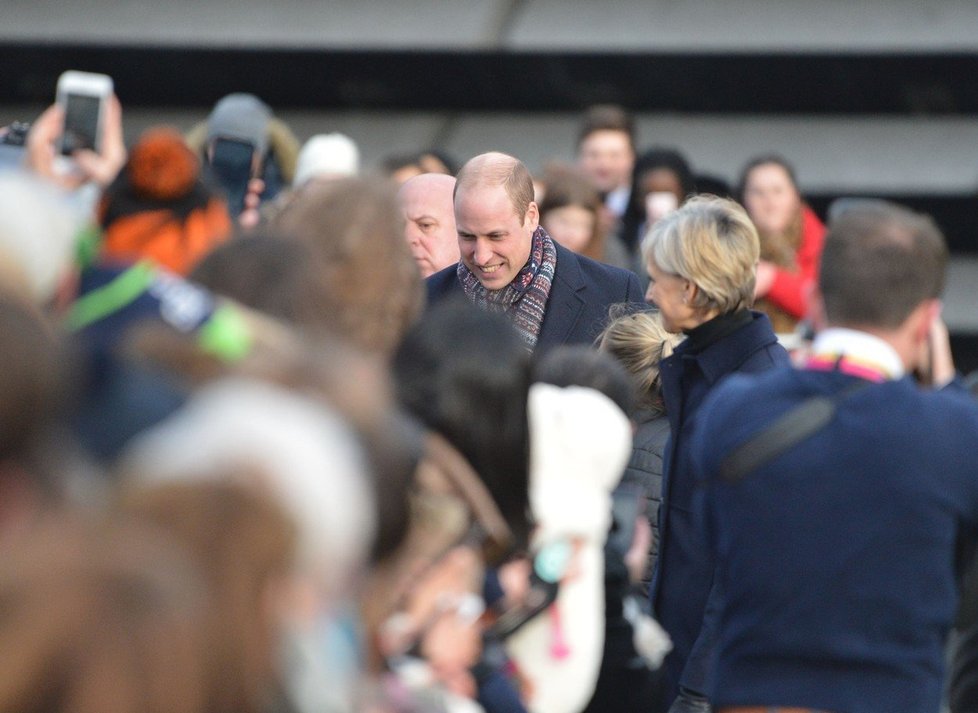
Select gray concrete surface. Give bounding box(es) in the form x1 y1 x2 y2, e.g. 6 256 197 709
945 258 978 334
5 0 978 52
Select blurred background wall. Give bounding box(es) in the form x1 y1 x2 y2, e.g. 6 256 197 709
3 0 978 363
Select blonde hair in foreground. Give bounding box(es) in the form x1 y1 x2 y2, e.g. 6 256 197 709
598 307 681 412
642 195 759 315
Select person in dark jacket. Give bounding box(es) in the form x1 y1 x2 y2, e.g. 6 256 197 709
426 152 644 353
644 196 790 712
694 200 975 713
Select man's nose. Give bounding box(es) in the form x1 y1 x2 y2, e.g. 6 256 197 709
645 282 655 304
404 224 422 245
473 239 493 265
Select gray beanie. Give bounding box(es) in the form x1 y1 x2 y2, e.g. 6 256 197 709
206 93 271 156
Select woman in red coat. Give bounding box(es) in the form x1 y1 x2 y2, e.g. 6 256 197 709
737 155 825 334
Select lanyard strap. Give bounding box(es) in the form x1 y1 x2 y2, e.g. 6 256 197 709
718 379 871 484
805 353 891 382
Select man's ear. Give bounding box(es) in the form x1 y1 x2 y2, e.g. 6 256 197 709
525 201 539 230
911 298 942 345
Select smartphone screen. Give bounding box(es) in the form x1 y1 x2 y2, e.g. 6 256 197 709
60 93 102 156
208 137 260 217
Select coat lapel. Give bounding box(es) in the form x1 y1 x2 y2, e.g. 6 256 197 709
537 243 586 350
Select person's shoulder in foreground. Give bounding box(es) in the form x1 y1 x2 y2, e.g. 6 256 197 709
693 367 978 713
695 363 978 482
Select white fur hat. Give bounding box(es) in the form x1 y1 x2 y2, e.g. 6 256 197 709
527 382 632 544
120 377 375 599
293 133 360 187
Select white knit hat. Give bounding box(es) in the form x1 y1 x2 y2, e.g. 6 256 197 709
506 382 632 713
527 382 631 544
293 133 360 187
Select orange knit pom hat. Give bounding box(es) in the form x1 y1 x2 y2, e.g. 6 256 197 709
126 128 200 201
98 127 232 276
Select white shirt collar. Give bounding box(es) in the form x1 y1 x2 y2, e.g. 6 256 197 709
810 327 905 380
605 185 630 218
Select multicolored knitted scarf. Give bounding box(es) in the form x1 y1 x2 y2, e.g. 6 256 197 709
458 226 557 349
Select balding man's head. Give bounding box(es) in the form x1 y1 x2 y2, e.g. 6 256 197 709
398 173 459 278
454 153 540 291
399 172 456 202
455 152 535 226
819 200 947 330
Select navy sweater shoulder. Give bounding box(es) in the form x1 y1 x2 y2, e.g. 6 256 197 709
693 369 978 713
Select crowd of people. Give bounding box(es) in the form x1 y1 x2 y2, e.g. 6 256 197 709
1 90 977 713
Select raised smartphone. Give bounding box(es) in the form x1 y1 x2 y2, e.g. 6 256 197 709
56 70 113 156
207 137 263 216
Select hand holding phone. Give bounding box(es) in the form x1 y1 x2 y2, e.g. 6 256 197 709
68 93 127 187
25 72 126 190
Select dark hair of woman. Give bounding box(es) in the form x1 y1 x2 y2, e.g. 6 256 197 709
392 298 532 549
532 344 637 417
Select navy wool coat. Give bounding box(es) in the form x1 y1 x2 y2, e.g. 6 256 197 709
650 311 789 705
426 241 645 352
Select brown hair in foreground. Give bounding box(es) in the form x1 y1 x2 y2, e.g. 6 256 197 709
0 516 207 713
273 176 424 355
117 477 296 713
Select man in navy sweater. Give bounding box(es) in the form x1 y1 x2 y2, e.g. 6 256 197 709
690 200 978 713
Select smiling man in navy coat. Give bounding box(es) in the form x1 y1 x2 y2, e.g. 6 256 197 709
426 151 644 351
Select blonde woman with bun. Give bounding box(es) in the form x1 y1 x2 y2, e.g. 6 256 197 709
641 195 790 711
598 308 681 600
